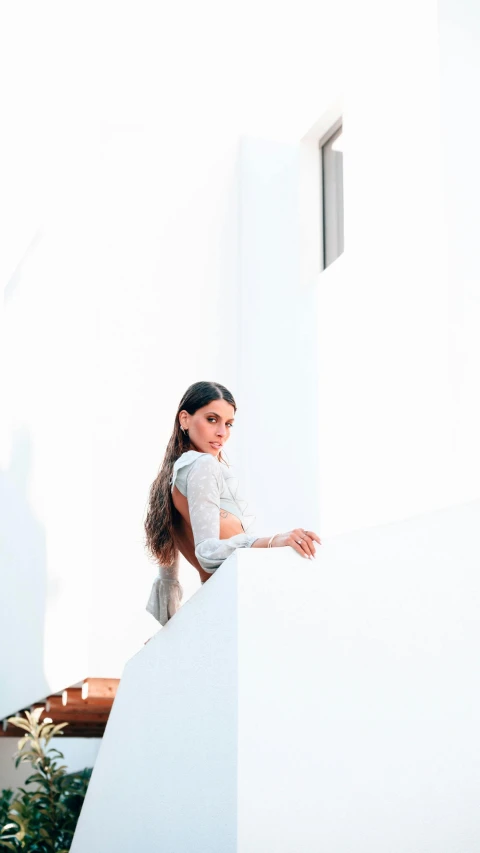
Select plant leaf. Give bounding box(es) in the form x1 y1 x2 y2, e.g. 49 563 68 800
31 707 45 723
47 749 64 759
24 774 45 785
7 718 31 733
40 723 55 735
51 723 68 735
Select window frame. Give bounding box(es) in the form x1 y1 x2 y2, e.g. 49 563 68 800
319 117 344 272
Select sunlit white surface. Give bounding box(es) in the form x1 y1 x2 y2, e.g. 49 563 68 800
71 500 480 852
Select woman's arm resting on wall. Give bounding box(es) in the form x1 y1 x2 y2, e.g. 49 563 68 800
186 454 258 573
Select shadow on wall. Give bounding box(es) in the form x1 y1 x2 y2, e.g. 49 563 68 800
0 427 48 719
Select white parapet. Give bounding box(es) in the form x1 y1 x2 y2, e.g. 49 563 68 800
71 500 480 853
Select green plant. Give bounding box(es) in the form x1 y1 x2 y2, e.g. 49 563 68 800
0 707 92 852
0 791 14 837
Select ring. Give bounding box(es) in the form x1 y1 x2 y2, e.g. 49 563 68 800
296 539 302 545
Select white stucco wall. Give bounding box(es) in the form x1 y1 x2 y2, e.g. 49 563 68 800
237 502 480 851
71 500 480 852
239 0 474 541
72 560 239 853
438 0 480 500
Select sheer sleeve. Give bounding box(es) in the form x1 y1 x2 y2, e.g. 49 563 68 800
186 453 258 573
145 551 183 626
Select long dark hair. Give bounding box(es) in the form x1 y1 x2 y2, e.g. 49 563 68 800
144 380 237 566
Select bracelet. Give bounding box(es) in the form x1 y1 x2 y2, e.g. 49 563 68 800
267 533 279 548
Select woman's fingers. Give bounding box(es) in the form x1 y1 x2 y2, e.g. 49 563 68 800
299 529 322 557
300 531 316 557
288 532 310 558
284 529 322 559
292 529 316 558
305 530 321 544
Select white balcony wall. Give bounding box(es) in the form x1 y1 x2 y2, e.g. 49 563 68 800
71 500 480 852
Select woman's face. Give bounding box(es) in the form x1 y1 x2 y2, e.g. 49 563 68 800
179 400 235 456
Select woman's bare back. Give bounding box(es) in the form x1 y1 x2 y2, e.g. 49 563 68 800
171 484 245 584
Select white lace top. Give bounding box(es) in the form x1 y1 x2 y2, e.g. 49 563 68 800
146 451 259 625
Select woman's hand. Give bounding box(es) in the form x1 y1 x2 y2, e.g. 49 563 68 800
271 529 321 559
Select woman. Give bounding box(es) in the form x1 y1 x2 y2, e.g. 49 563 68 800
144 380 321 627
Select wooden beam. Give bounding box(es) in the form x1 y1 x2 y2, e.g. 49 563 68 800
0 676 119 739
82 678 120 699
29 706 110 722
44 695 112 714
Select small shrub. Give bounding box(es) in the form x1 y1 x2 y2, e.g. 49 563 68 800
0 707 92 852
0 792 14 836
